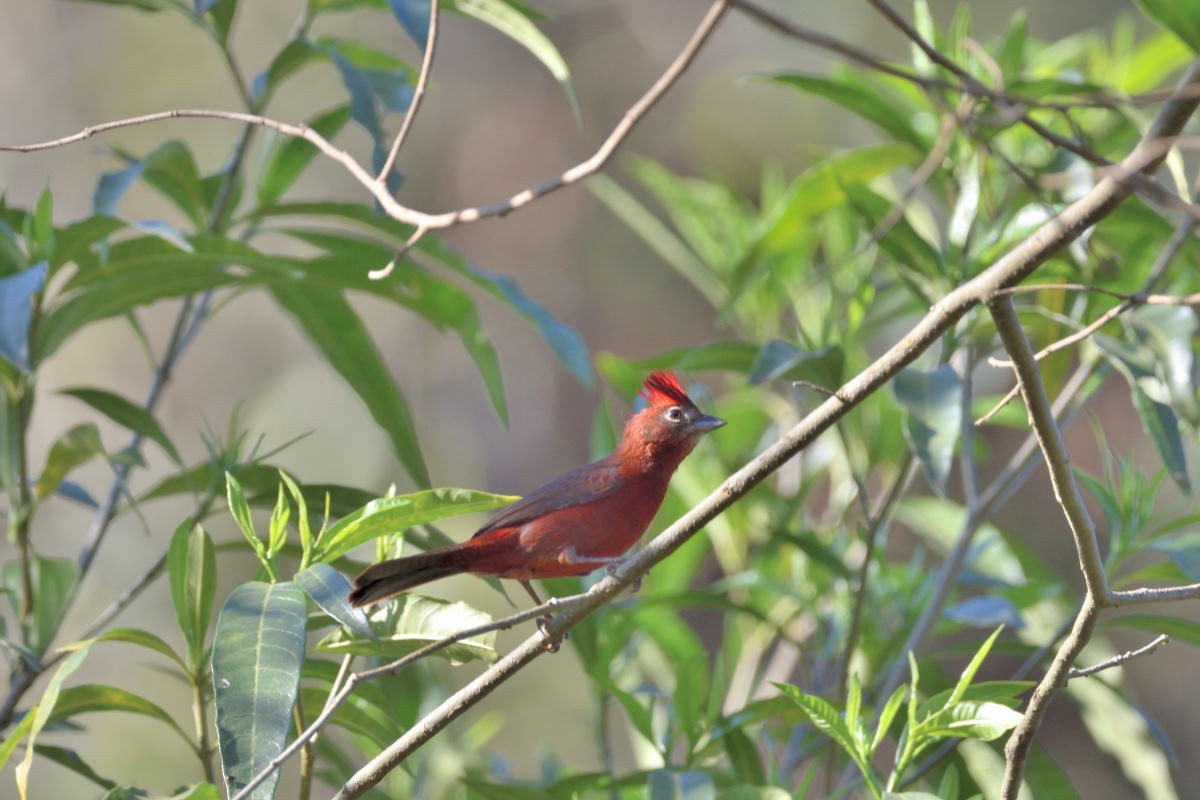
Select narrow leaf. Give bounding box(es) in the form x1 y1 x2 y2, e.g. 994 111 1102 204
167 521 217 670
315 487 517 562
270 282 431 486
60 386 181 464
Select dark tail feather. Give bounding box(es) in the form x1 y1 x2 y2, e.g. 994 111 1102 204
348 547 465 607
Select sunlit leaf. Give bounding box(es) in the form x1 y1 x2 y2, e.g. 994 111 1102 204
314 487 516 562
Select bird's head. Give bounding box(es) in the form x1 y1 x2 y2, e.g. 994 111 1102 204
616 370 726 469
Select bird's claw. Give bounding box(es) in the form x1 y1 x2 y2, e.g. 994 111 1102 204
536 615 567 653
604 560 645 593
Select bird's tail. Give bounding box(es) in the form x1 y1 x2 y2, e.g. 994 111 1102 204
348 546 466 608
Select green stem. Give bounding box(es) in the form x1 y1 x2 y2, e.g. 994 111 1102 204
192 670 217 784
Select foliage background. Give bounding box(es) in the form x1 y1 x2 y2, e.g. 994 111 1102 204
0 0 1196 798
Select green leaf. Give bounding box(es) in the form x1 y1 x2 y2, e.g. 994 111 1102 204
318 593 497 664
451 0 578 119
892 366 963 495
1135 0 1200 52
0 708 35 775
60 627 186 671
872 684 908 751
96 141 206 225
250 38 322 101
225 472 263 555
774 683 859 761
314 487 517 562
747 340 844 387
765 72 925 148
16 646 91 799
32 745 116 791
0 262 46 372
921 700 1021 741
168 521 217 671
34 423 104 500
258 105 352 206
295 563 376 642
759 143 921 256
278 471 316 559
250 202 592 386
37 258 240 361
47 684 193 744
269 281 430 486
279 240 510 425
3 556 81 657
59 386 181 464
267 483 290 556
212 581 307 800
1095 335 1190 492
588 174 723 306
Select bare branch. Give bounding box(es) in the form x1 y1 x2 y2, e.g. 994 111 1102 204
376 0 440 184
976 214 1198 425
1110 583 1200 605
1068 634 1170 679
990 298 1109 596
1 0 730 236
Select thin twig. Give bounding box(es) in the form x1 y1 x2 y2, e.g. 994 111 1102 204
376 0 440 184
976 213 1198 425
368 225 428 281
1 0 730 236
1068 634 1170 679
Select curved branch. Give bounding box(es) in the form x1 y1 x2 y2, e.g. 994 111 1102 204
1 0 730 235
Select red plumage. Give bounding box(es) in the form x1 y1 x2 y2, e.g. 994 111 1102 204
348 371 725 608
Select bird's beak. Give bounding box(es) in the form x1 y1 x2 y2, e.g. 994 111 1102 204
691 413 727 432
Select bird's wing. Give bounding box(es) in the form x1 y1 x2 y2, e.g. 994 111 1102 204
471 459 622 539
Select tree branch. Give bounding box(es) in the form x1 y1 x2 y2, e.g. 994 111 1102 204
989 298 1109 598
376 0 440 184
1 0 731 238
1068 634 1170 679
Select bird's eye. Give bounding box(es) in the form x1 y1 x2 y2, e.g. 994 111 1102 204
664 406 685 423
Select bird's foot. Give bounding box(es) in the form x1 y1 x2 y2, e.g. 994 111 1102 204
603 559 645 592
536 615 567 653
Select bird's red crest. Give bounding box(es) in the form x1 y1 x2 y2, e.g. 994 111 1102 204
639 370 693 408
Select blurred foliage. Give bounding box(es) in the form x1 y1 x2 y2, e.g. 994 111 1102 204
2 1 1200 799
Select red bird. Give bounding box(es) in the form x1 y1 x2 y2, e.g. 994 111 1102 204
349 371 725 609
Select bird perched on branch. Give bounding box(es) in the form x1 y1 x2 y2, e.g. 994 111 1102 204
348 370 725 613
